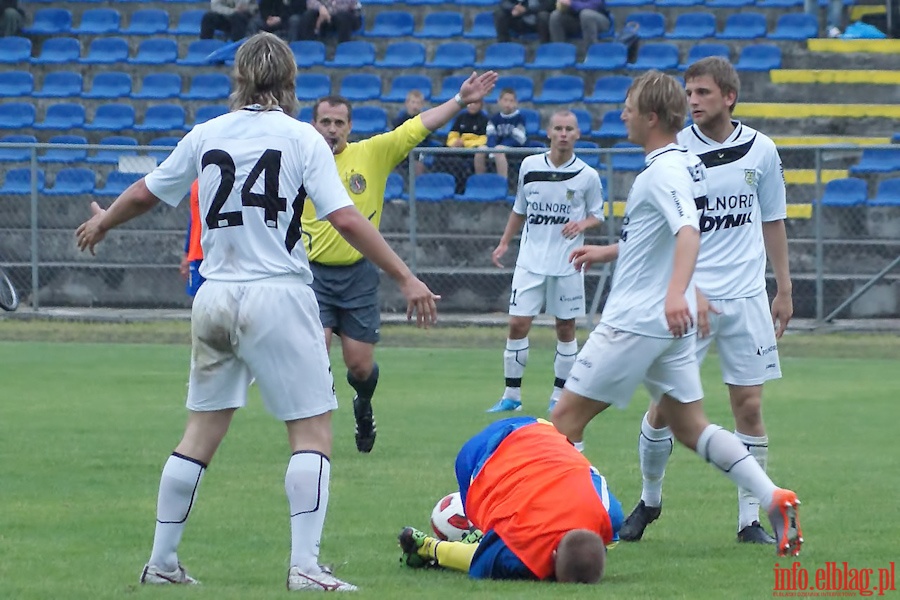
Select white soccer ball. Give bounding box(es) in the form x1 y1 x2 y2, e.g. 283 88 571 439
430 491 472 541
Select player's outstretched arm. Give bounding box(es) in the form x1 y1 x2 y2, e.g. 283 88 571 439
420 71 499 132
569 244 619 272
664 226 700 337
492 211 526 267
762 219 793 338
328 206 439 327
75 179 160 255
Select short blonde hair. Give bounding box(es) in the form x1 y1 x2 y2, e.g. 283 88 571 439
627 70 687 134
684 57 741 113
229 32 299 115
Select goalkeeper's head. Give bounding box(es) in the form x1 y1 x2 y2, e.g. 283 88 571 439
553 529 606 584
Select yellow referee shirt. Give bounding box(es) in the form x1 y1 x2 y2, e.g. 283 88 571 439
302 115 431 266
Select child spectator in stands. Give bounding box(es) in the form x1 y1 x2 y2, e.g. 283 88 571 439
393 90 437 176
493 0 554 43
486 88 527 180
200 0 257 41
1 0 24 37
447 99 489 181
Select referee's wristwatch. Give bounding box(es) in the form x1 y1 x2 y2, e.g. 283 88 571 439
453 93 466 107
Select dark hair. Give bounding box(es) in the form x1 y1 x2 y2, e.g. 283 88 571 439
313 95 353 122
499 88 517 99
555 530 606 584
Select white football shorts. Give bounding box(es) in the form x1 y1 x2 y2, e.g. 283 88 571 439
508 267 585 319
565 324 704 408
697 290 782 386
187 276 337 421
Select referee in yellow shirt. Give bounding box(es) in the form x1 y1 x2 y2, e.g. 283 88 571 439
303 71 499 453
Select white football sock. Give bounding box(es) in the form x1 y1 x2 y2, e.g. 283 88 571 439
552 339 578 400
735 431 768 529
638 412 673 508
149 453 206 572
287 451 331 573
502 337 529 401
696 425 776 512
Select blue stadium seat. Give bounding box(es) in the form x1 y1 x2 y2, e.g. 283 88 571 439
768 14 818 40
608 0 652 6
192 105 229 127
611 142 645 171
575 141 601 168
464 12 496 39
290 41 326 67
298 107 314 123
32 37 79 65
849 149 900 174
0 102 35 128
132 73 182 100
182 73 229 100
627 43 680 70
572 108 594 136
326 41 375 68
456 174 508 202
0 71 33 97
0 134 36 162
352 106 388 135
135 104 186 132
757 0 802 6
339 74 382 101
33 71 82 98
376 42 426 68
459 0 496 5
533 76 584 104
526 43 577 70
735 44 782 71
487 75 534 102
667 12 716 39
96 171 142 197
519 108 541 136
0 37 31 64
870 178 900 206
892 133 900 143
406 0 446 4
718 13 768 39
39 135 88 163
80 37 129 64
821 177 867 206
129 39 178 65
364 11 414 37
87 136 139 164
593 110 627 139
85 104 136 131
382 75 432 102
413 173 456 202
33 103 85 130
0 168 44 194
148 136 181 162
169 9 205 35
433 75 469 103
680 43 730 69
122 9 169 35
585 75 632 104
178 39 226 66
83 72 132 99
427 42 476 69
415 12 464 38
296 73 331 101
385 172 403 201
43 168 96 196
625 12 666 38
476 43 526 69
707 0 754 7
657 0 703 6
72 8 121 34
23 8 72 35
578 43 628 70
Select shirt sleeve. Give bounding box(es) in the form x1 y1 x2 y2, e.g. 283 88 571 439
301 128 355 220
513 162 527 215
144 131 199 207
359 114 430 169
758 140 787 222
587 171 605 221
651 163 701 235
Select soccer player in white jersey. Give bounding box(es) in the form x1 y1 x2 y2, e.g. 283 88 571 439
487 110 604 413
619 57 794 546
75 33 439 592
550 71 802 558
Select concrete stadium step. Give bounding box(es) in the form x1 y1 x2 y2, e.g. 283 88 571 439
2 196 186 231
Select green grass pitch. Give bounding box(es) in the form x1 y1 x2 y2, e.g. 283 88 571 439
1 322 897 599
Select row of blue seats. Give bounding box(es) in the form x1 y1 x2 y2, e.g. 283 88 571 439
0 168 144 196
2 71 230 100
822 178 900 207
0 102 222 132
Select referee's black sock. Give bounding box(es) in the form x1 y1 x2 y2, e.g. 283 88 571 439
348 363 379 401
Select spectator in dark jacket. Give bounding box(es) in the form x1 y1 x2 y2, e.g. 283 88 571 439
549 0 611 47
1 0 24 37
486 88 527 180
290 0 361 43
494 0 554 43
200 0 257 41
251 0 290 36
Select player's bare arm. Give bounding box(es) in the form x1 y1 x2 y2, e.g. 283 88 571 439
561 215 602 239
762 219 793 338
665 226 700 337
420 71 499 132
327 206 439 327
569 243 619 272
492 211 527 268
75 179 160 255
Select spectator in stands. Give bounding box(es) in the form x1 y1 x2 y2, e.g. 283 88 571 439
447 99 489 178
250 0 290 36
804 0 844 38
493 0 554 43
549 0 611 48
1 0 24 37
200 0 258 41
290 0 362 43
486 88 527 180
393 90 437 176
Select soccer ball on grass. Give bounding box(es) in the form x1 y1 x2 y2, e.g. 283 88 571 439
430 491 472 541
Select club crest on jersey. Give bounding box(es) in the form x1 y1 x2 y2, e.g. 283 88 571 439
349 173 367 194
566 189 575 201
744 169 758 187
